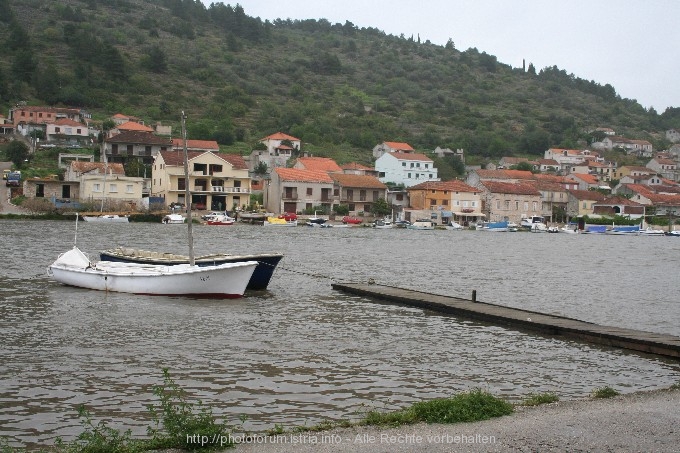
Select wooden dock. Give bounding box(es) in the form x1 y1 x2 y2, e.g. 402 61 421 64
332 283 680 360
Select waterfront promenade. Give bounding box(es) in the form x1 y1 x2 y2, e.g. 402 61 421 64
233 388 680 452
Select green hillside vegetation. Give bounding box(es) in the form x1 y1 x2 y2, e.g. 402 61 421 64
2 0 680 171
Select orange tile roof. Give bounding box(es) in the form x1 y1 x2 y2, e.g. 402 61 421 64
389 152 433 162
408 180 479 193
116 121 154 132
71 161 125 175
567 190 607 201
481 181 541 195
330 173 387 189
171 138 219 150
159 151 247 170
341 162 373 171
476 169 534 180
569 173 600 184
53 118 85 127
295 157 342 172
262 132 300 141
383 141 414 151
275 167 334 183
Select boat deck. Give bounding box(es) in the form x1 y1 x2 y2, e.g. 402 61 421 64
332 283 680 360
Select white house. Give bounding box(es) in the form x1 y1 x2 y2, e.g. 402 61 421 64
250 132 302 172
375 152 439 188
45 118 90 144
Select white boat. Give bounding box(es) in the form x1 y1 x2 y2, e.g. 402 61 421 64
640 227 665 236
263 216 297 227
307 211 327 225
560 225 579 234
162 214 185 224
407 219 436 230
206 214 236 225
48 111 257 299
82 214 129 223
476 220 509 232
446 221 464 230
373 218 394 229
48 246 257 298
521 215 547 232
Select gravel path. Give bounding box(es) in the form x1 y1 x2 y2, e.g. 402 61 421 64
231 388 680 453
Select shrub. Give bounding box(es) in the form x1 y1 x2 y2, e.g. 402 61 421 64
592 386 619 399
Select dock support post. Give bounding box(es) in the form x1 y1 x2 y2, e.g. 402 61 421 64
472 290 477 303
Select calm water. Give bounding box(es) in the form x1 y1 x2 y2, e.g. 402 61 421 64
1 220 679 449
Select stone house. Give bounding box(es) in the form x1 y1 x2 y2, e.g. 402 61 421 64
478 180 542 224
265 167 334 214
330 173 388 215
566 190 607 218
152 150 250 211
372 141 415 159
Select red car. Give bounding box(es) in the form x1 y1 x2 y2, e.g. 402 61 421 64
279 212 298 221
342 216 362 224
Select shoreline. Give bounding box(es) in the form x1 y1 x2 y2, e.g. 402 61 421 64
230 387 680 453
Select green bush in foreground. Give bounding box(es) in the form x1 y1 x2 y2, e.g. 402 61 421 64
592 386 620 399
521 392 560 406
361 389 514 427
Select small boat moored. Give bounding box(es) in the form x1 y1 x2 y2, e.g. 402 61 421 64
49 247 257 298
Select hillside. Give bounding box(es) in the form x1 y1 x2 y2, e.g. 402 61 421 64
2 0 680 167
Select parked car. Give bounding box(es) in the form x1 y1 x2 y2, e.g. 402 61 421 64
6 171 21 187
342 216 362 224
279 212 298 221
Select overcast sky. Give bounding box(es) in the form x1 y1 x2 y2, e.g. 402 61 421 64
201 0 678 112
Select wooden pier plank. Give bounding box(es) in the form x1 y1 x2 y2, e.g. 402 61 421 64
332 283 680 359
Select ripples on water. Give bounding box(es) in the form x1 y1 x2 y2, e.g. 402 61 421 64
1 220 679 448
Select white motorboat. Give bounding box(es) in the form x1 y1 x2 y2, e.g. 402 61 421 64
162 214 185 224
82 214 129 223
446 221 464 230
407 219 436 230
49 246 256 298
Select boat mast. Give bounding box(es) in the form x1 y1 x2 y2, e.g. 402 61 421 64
100 138 107 213
181 111 195 266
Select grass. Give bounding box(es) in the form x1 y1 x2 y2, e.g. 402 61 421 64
520 392 560 406
592 386 620 399
359 389 514 428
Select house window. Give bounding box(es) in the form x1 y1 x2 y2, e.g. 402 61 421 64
442 200 448 206
402 162 406 167
407 173 411 178
379 172 385 177
347 189 354 200
396 194 403 201
532 201 537 211
463 201 469 207
471 201 477 207
583 201 587 208
94 183 101 192
77 129 82 134
55 127 60 133
425 164 429 169
178 178 186 190
126 184 133 193
372 191 379 201
515 201 519 210
36 183 45 197
307 187 313 196
496 200 501 209
416 163 420 168
524 201 528 211
504 200 510 209
430 199 436 206
410 163 414 168
108 184 117 193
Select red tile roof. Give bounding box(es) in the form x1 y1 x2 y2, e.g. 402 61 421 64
330 173 387 189
116 121 154 132
107 131 172 145
71 161 125 175
295 157 343 172
567 190 607 201
53 118 85 127
408 180 479 193
476 169 534 180
383 141 414 151
262 132 300 141
171 138 219 151
389 152 433 162
159 151 247 170
481 181 540 195
341 162 373 171
275 167 334 183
